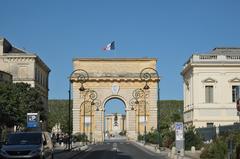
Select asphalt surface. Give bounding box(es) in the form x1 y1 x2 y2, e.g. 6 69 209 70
55 140 168 159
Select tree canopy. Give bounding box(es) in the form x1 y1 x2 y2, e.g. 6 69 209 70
158 100 183 147
0 82 45 129
47 100 71 133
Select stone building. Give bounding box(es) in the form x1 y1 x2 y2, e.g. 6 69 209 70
0 37 51 118
71 58 160 141
182 48 240 128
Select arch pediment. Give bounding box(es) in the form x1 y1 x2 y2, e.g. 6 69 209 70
229 77 240 83
202 77 217 83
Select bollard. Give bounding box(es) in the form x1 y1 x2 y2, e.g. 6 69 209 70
171 147 176 158
191 146 195 153
168 152 171 157
180 149 184 158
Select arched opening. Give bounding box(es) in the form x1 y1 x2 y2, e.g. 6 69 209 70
104 97 126 140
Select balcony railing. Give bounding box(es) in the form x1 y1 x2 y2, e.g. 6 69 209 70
184 54 240 68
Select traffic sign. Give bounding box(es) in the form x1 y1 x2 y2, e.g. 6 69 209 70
27 113 39 128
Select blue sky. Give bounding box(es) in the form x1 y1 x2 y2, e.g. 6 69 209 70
1 0 240 104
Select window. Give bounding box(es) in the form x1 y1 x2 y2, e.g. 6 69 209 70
35 67 37 81
232 86 240 102
7 133 42 145
205 86 213 103
207 123 214 127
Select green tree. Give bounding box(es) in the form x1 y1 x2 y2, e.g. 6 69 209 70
47 100 71 133
158 100 183 148
0 82 45 131
185 126 203 150
200 137 227 159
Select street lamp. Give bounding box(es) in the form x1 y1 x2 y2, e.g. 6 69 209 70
129 97 140 136
88 91 100 143
79 88 100 144
132 88 147 144
140 67 160 148
69 69 89 150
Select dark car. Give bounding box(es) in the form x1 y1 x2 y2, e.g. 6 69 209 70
0 131 54 159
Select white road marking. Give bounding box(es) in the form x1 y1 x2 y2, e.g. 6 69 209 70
112 143 118 151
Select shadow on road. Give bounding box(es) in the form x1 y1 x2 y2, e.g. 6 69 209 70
116 151 133 159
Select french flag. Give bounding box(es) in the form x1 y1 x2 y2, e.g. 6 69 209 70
103 41 115 51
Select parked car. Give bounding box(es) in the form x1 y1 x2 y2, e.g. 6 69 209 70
0 131 54 159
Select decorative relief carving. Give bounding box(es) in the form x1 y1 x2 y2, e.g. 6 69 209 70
229 77 240 83
112 83 120 94
202 77 217 83
5 57 35 62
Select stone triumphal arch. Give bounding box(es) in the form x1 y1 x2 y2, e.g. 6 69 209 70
71 58 160 142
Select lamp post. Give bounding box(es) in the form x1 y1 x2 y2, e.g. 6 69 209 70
129 98 138 135
79 88 100 144
132 88 146 143
140 67 160 148
89 93 100 143
69 69 89 149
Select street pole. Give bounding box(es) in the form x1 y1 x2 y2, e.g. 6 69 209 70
90 101 93 143
144 93 147 144
157 79 160 149
68 87 71 151
140 67 160 147
138 103 140 136
70 69 88 147
83 95 86 144
132 89 145 142
68 69 88 151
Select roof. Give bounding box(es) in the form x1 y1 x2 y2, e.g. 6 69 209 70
211 47 240 55
0 37 26 53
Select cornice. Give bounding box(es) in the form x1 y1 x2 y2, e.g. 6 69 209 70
202 77 217 83
71 77 160 82
73 58 158 62
2 54 51 73
35 56 51 73
229 77 240 83
3 56 35 62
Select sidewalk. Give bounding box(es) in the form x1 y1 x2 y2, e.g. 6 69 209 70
54 142 89 151
130 140 168 155
184 151 201 159
53 142 89 159
130 140 200 159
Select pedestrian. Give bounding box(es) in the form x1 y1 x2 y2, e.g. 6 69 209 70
51 133 56 147
56 133 60 143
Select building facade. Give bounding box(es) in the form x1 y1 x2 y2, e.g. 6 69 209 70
182 48 240 128
0 37 51 116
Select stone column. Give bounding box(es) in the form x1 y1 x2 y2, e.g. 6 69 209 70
93 109 104 142
126 109 137 140
72 109 80 134
148 109 157 130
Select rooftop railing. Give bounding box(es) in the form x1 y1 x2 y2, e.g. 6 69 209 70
184 54 240 68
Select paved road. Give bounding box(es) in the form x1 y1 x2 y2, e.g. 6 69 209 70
55 140 168 159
